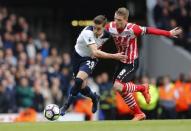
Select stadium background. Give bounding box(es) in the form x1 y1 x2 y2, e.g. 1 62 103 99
0 0 191 123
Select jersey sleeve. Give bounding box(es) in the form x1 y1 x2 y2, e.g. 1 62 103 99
82 30 96 45
131 24 147 37
146 27 171 37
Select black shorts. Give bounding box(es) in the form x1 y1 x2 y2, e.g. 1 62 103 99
72 50 98 77
113 58 139 83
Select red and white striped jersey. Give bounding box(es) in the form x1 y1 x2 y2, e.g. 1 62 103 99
105 22 146 64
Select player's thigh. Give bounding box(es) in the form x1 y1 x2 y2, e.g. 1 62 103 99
75 59 97 82
120 70 137 83
79 59 97 76
113 66 136 92
112 62 123 83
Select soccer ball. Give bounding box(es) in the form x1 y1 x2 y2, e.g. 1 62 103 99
44 104 60 121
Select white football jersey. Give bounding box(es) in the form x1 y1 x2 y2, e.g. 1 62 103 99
75 26 110 57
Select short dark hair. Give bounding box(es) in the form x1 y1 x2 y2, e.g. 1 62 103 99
115 7 129 19
93 15 107 26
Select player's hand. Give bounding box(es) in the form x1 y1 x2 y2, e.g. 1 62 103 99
170 27 183 38
114 52 127 61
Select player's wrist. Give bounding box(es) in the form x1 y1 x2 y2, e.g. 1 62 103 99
110 54 116 59
113 54 119 60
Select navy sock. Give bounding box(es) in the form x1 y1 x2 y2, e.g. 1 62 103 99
64 78 83 110
80 86 96 100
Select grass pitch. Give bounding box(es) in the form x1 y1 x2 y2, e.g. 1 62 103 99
0 120 191 131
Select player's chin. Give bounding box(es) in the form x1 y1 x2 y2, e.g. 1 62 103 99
116 24 122 29
116 25 120 28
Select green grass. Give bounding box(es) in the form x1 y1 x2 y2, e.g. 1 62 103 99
0 120 191 131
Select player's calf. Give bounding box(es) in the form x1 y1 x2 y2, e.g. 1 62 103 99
60 77 84 116
121 92 146 120
70 78 84 96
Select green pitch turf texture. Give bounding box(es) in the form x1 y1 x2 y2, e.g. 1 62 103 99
0 120 191 131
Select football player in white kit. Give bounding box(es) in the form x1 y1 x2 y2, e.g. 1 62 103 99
60 15 126 116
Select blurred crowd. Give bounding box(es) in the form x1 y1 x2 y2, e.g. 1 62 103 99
0 6 73 113
0 5 191 121
153 0 191 52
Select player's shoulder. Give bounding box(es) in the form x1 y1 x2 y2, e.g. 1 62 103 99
85 25 94 31
126 22 143 31
81 26 94 36
126 22 138 29
126 22 146 36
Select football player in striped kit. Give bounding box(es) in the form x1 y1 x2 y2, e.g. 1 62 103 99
105 7 182 120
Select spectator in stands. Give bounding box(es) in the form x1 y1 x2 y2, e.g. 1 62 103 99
36 52 43 66
174 73 189 119
41 73 53 105
60 53 73 96
9 14 17 26
50 77 63 106
15 42 26 58
160 8 171 30
4 48 17 66
153 0 191 52
41 40 50 61
26 38 36 59
153 0 163 27
3 32 14 49
3 70 18 112
47 62 62 84
16 77 34 109
16 17 29 34
98 72 116 120
136 76 159 119
61 52 72 68
49 47 61 65
60 67 72 98
34 32 50 59
158 75 177 119
0 82 9 113
33 80 45 112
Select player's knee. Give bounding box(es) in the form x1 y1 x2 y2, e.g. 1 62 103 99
70 78 84 96
113 81 123 93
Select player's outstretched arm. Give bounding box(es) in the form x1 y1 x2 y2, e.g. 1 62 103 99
146 27 182 38
88 44 126 61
